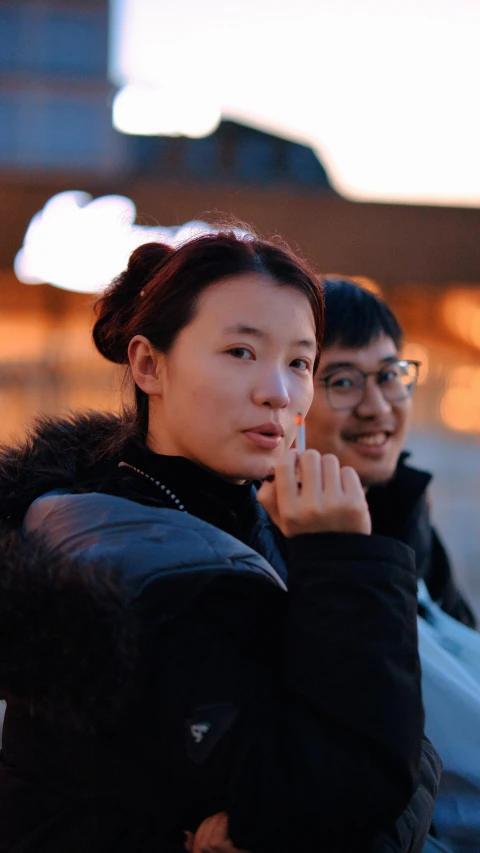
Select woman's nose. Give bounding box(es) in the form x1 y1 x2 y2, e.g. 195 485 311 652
252 368 290 409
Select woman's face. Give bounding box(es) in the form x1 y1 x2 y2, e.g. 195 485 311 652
141 273 316 482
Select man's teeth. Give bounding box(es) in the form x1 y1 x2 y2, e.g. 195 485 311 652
354 433 388 446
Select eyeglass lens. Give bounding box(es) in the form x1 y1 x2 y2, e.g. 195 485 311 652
326 361 418 410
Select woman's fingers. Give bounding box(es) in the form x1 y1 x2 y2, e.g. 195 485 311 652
340 465 372 534
260 449 371 537
320 453 342 495
187 811 251 853
192 812 228 853
298 449 322 508
340 463 363 496
274 449 299 519
258 450 299 532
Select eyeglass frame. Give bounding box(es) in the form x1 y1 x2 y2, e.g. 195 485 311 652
317 359 421 412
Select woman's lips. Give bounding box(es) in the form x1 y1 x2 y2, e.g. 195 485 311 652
243 430 282 449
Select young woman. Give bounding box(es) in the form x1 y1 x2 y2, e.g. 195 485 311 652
0 233 435 852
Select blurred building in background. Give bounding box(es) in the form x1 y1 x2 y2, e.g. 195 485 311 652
1 0 480 614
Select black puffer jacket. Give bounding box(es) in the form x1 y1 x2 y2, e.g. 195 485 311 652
0 413 439 853
367 453 476 628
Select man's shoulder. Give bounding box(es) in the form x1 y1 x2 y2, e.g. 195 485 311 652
368 451 432 520
392 451 433 493
367 451 434 552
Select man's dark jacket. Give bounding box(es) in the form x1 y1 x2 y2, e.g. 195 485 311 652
0 414 440 853
367 453 476 628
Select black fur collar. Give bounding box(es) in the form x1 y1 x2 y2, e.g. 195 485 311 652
0 410 135 525
0 412 140 727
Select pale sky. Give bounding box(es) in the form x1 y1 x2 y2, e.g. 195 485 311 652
109 0 480 207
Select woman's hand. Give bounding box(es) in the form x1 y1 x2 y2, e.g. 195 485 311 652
257 449 371 537
184 812 250 853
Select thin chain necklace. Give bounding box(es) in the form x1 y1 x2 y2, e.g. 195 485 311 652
118 461 188 513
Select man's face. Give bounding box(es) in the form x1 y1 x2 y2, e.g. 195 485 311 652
306 333 412 488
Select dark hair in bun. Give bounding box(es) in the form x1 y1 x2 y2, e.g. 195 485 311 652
93 229 323 437
93 242 174 365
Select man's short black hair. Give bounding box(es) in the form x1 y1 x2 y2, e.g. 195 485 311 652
322 277 403 350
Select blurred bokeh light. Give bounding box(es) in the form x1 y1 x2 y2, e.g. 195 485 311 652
14 192 244 293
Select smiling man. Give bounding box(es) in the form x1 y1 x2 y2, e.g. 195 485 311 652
306 277 476 627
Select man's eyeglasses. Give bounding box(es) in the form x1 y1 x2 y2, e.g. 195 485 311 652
318 360 421 412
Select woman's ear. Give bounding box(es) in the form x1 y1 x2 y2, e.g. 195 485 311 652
128 335 164 396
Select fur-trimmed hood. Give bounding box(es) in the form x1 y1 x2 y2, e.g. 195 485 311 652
0 410 134 526
0 412 138 728
0 521 138 731
0 411 286 730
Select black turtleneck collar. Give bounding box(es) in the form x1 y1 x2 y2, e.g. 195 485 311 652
117 440 258 545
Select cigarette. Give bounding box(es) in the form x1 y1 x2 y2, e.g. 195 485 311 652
294 413 306 453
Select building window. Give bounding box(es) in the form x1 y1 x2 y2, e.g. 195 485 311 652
0 4 107 78
286 144 330 187
234 135 277 182
0 90 126 172
184 136 220 180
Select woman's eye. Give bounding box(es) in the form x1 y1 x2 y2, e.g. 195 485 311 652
227 347 254 360
291 358 310 371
